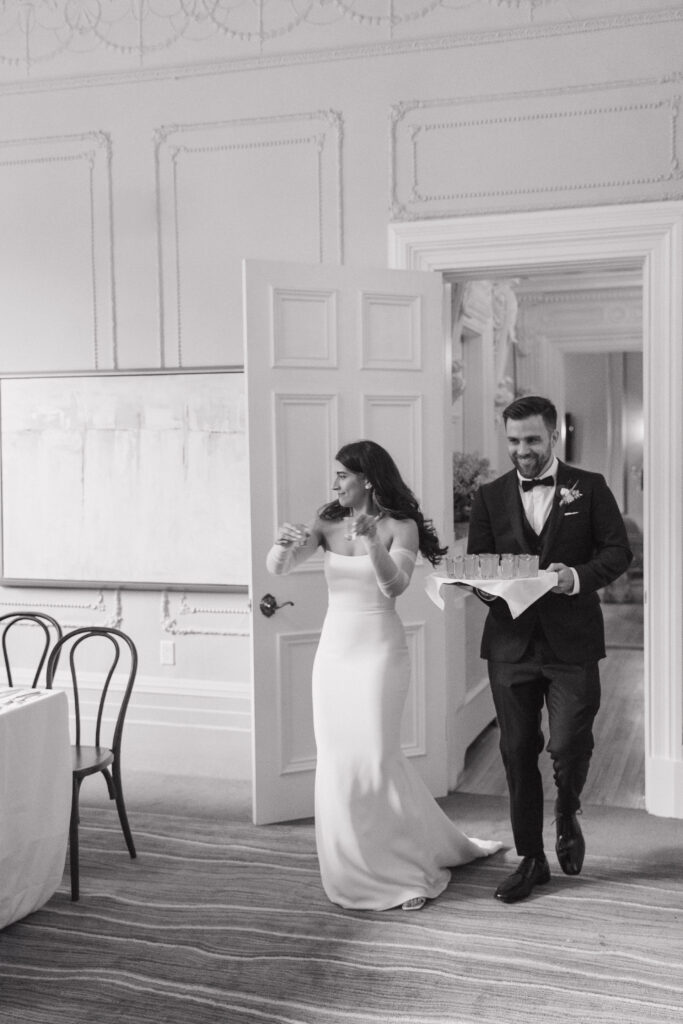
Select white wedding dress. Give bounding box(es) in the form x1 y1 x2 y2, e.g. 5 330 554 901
311 550 501 910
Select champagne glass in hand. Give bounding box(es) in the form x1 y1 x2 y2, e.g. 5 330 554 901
276 523 310 548
345 513 379 541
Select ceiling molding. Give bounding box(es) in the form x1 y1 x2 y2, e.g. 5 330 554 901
0 3 681 95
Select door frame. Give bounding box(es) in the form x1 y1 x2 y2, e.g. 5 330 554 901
389 200 683 818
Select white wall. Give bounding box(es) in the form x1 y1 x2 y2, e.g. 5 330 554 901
1 2 680 783
563 353 611 477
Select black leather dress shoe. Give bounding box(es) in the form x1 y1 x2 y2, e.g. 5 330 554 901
494 855 551 903
555 813 585 875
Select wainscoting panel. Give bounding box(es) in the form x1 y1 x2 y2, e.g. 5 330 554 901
47 674 252 780
392 77 683 218
0 132 116 371
155 111 343 367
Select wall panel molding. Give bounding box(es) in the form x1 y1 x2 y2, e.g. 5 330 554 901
155 112 343 367
47 671 252 779
0 131 117 370
392 76 683 218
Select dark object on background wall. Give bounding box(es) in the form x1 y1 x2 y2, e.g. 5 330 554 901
564 413 576 463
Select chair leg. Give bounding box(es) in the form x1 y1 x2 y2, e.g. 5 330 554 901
112 761 136 859
101 766 116 800
70 776 82 901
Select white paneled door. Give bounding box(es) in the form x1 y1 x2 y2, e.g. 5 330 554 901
243 259 451 825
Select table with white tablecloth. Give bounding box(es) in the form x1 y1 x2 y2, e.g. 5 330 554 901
0 688 71 929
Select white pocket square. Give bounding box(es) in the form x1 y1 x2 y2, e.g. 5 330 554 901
564 511 580 516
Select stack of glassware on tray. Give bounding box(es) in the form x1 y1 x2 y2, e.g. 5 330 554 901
445 553 540 580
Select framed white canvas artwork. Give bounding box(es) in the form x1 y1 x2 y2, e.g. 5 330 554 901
0 368 248 590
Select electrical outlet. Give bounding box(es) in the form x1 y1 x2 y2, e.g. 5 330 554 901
160 640 175 665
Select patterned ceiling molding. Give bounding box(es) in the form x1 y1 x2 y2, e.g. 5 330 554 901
391 75 683 218
0 3 681 92
0 130 118 369
155 110 343 368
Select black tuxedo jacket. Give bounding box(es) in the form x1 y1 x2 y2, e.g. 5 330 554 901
467 461 633 664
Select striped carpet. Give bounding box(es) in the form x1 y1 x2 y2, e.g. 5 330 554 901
1 793 682 1024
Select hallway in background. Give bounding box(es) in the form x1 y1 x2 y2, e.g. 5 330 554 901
456 605 645 810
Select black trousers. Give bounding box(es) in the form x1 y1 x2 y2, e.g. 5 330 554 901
488 632 601 858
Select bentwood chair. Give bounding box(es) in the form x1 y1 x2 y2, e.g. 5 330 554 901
46 626 138 901
0 612 63 687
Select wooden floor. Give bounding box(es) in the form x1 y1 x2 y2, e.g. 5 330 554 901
456 602 646 810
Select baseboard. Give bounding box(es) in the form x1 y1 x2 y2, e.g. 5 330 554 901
32 670 253 782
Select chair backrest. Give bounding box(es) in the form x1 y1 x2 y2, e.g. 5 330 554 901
0 612 63 688
45 627 138 752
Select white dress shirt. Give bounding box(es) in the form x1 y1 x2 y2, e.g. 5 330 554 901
519 456 559 535
517 456 580 595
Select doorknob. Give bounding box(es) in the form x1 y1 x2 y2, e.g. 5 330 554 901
259 593 295 618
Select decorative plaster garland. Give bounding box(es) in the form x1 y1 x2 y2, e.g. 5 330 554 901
0 2 678 87
0 588 122 630
161 591 250 637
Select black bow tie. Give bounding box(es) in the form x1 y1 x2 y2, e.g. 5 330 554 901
521 475 554 492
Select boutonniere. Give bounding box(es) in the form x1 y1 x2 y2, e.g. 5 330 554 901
559 481 583 507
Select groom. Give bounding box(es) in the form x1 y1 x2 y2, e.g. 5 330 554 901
467 395 632 903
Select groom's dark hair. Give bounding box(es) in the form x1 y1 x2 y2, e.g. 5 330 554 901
503 395 558 431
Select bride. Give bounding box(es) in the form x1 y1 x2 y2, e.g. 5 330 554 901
266 440 501 911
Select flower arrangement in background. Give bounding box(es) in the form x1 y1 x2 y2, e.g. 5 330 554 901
452 451 492 523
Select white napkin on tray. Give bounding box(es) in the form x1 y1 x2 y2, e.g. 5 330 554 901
425 570 559 619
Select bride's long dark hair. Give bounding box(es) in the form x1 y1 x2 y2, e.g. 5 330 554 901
319 439 447 566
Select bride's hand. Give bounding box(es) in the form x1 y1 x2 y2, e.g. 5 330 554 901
276 522 310 548
349 513 380 541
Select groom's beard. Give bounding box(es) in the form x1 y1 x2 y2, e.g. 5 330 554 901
511 451 552 478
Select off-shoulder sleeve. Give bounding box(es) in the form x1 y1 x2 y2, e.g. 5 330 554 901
266 542 314 575
376 546 417 598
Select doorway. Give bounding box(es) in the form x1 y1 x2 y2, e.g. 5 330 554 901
389 200 683 819
449 267 645 808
